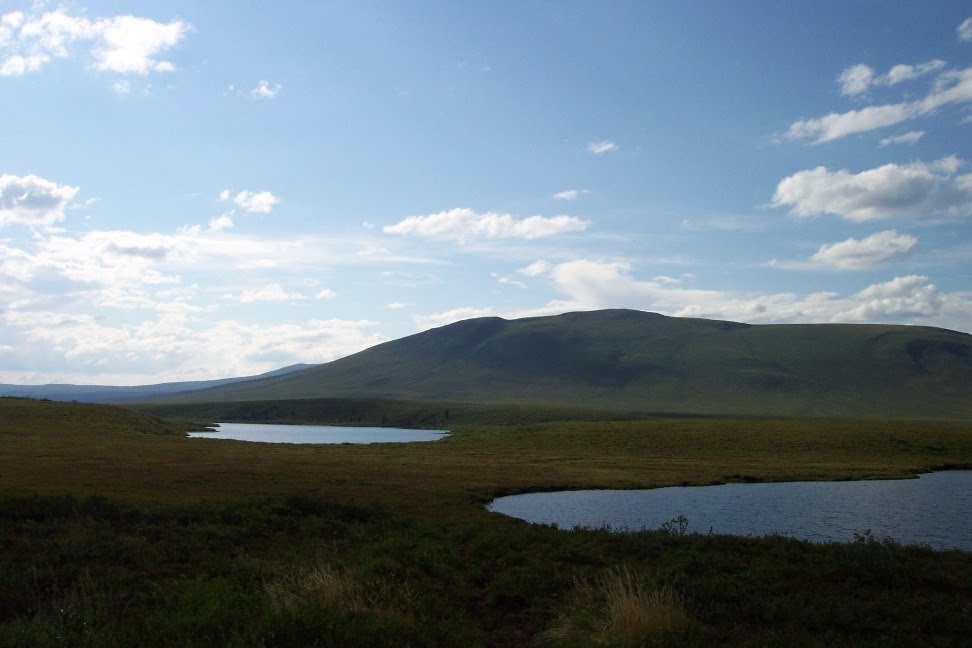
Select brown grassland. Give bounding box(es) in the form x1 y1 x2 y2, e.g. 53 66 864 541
1 397 971 645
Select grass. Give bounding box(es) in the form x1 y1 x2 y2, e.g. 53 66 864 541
543 566 694 645
157 309 972 419
1 396 971 645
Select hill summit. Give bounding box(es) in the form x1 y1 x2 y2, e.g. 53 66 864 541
170 309 972 418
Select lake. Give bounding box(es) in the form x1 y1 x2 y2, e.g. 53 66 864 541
488 471 972 551
188 422 448 444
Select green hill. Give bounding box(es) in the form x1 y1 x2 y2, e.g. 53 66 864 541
0 363 315 403
160 309 972 418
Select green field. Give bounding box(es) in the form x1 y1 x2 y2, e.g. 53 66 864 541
2 397 971 645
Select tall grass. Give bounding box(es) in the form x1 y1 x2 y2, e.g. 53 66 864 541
544 566 693 645
265 561 416 625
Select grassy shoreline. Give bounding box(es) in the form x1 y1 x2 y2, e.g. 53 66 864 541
2 397 971 645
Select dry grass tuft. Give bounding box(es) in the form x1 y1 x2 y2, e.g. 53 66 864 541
543 565 692 645
599 567 691 643
266 562 363 614
265 561 415 624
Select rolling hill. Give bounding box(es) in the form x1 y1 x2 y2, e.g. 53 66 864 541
157 309 972 418
0 364 316 403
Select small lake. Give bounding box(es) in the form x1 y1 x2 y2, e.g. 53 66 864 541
488 471 972 551
188 422 448 444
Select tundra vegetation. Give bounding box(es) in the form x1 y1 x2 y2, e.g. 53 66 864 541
1 396 971 645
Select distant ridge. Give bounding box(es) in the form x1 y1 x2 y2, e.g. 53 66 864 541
157 310 972 419
0 364 316 403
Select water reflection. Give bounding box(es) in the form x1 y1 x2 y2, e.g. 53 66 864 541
488 471 972 551
189 422 448 444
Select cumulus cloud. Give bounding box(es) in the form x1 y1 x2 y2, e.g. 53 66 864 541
250 79 281 99
0 8 188 77
837 60 946 97
553 188 590 200
232 190 278 213
586 140 618 155
0 173 79 228
879 130 924 146
838 63 874 96
958 17 972 42
533 259 970 330
207 214 233 231
840 275 943 320
383 208 588 242
91 15 187 74
881 60 946 85
771 157 972 221
788 65 972 142
809 230 917 270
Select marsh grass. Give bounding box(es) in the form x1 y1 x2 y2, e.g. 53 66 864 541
544 566 693 645
1 398 971 645
265 561 416 625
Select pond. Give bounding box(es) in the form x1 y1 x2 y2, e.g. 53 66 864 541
487 471 972 551
188 422 448 444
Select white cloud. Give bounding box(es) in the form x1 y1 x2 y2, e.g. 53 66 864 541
838 63 874 96
881 60 945 86
788 65 972 142
879 130 924 146
840 275 944 321
958 17 972 42
0 345 12 352
250 79 281 99
771 157 972 221
91 15 187 74
0 173 79 228
518 260 551 277
553 188 590 200
386 301 411 309
0 309 386 384
838 60 945 97
207 214 233 231
532 259 971 330
233 190 279 213
0 8 188 77
111 78 130 94
809 230 917 270
315 288 336 299
497 275 527 289
218 189 231 201
786 102 920 143
383 208 588 242
586 140 618 155
228 283 311 303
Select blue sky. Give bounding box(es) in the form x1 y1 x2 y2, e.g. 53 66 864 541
1 1 971 385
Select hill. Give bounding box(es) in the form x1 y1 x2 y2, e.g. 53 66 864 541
157 309 972 418
0 364 315 403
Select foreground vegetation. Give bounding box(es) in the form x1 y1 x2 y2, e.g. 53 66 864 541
2 397 971 645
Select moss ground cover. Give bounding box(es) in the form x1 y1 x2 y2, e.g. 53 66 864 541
1 397 970 645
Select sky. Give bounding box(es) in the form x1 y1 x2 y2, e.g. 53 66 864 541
1 1 971 385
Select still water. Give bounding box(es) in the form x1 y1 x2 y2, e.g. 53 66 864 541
488 471 972 551
188 422 448 444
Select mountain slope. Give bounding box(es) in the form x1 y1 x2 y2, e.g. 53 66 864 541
157 309 972 418
0 364 316 403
